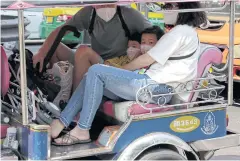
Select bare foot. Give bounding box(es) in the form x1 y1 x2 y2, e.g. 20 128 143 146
54 126 90 144
50 119 65 138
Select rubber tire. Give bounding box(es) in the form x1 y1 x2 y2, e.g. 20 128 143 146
65 43 78 49
138 149 187 160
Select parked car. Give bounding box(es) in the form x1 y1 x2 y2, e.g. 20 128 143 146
1 8 44 40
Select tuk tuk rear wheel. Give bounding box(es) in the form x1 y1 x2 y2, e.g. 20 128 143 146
137 149 186 160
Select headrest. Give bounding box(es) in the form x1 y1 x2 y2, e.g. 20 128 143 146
198 43 223 77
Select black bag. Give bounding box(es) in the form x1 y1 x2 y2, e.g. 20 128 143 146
9 25 81 101
8 49 61 102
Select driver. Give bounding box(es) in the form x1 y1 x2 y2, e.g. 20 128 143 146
33 4 153 91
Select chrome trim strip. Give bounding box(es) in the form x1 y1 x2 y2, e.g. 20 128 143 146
132 104 227 121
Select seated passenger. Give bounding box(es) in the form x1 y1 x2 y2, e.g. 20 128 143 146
50 2 207 145
33 4 153 91
135 25 164 74
106 26 164 72
104 32 142 68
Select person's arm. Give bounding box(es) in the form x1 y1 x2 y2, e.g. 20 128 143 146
123 30 181 71
34 7 92 71
147 33 180 66
38 7 92 57
36 26 65 57
122 53 155 71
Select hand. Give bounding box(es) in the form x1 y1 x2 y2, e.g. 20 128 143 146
32 51 45 72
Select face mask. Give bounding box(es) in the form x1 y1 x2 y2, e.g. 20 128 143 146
127 47 141 60
141 45 152 54
96 8 116 22
164 12 178 25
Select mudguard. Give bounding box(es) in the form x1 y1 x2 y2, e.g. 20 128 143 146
116 132 199 161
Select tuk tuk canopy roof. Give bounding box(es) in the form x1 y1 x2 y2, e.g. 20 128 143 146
0 0 234 9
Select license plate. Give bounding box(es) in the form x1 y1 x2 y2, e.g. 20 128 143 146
46 17 53 23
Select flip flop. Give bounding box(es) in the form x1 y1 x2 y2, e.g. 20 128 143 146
52 132 91 146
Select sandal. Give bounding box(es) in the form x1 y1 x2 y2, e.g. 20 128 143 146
52 132 91 146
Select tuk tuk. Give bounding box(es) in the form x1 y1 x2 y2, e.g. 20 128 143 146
1 0 240 160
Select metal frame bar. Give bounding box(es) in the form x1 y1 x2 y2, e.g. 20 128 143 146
132 104 227 120
228 1 235 105
1 0 230 10
147 2 228 13
144 3 149 18
18 8 28 125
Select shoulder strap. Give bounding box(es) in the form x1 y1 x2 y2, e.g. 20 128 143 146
168 50 196 60
168 36 199 60
117 6 131 38
144 36 199 73
88 8 96 35
88 6 131 37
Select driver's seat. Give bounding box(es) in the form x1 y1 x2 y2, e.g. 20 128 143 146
101 43 223 122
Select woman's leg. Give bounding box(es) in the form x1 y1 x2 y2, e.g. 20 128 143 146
50 75 87 138
78 65 152 129
54 64 171 144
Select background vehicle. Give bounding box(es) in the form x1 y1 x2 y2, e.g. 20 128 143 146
1 8 43 40
130 3 164 29
39 7 83 48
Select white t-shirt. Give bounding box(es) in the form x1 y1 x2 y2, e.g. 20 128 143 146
146 25 200 102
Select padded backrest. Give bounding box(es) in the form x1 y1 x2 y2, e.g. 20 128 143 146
1 46 10 96
188 44 223 103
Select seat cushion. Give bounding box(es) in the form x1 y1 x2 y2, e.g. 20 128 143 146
102 101 186 122
0 124 10 139
101 44 222 122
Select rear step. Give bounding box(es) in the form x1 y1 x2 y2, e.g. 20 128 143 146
50 142 111 160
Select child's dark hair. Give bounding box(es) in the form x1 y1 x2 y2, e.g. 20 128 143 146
129 32 141 43
141 25 165 40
